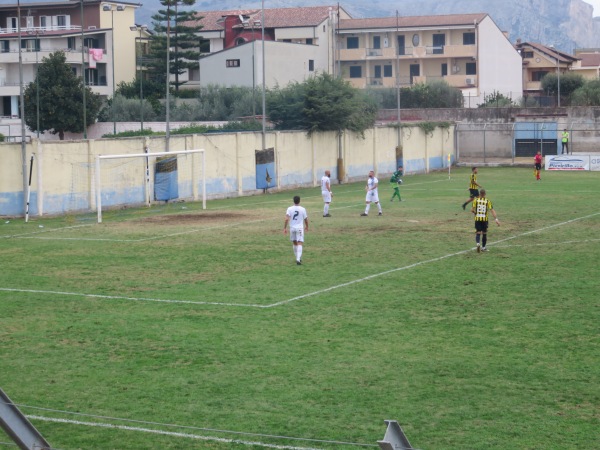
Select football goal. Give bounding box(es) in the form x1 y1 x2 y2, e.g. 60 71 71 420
95 149 206 223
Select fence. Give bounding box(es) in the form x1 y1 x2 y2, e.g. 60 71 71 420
456 122 600 164
0 125 455 217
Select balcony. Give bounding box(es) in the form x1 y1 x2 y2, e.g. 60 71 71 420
0 25 82 35
339 43 477 61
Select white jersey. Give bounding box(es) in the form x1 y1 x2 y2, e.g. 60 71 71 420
321 175 331 193
286 205 308 230
366 176 379 202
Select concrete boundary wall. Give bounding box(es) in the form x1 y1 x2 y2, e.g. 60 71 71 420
0 125 455 217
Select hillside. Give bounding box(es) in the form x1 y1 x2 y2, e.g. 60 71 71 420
135 0 600 52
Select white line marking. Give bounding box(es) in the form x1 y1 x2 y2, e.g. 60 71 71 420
2 212 597 309
267 211 600 308
0 224 91 239
27 416 326 450
0 288 265 308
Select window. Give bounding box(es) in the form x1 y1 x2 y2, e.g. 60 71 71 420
235 38 246 46
199 39 210 53
397 35 405 55
523 51 534 58
463 32 475 45
306 38 313 45
308 60 314 71
432 34 445 54
466 62 477 75
532 71 548 81
347 37 359 49
0 41 9 53
40 16 49 29
8 17 18 32
384 65 393 77
374 65 382 78
349 66 362 78
56 15 67 28
67 37 77 50
21 39 40 52
441 63 448 76
226 59 240 68
373 36 381 49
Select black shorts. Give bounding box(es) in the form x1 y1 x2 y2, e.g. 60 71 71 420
475 221 489 233
535 163 541 170
469 189 479 198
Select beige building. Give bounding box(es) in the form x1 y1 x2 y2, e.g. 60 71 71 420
337 13 523 107
515 41 579 101
0 0 141 118
571 49 600 79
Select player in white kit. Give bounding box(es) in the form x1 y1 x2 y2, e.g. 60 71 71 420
321 170 333 217
361 170 382 216
283 195 309 265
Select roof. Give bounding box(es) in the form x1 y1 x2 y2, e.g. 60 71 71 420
338 13 488 31
0 0 140 8
516 41 579 64
578 52 600 67
192 6 341 32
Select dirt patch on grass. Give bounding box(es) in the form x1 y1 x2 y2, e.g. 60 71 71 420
136 212 246 224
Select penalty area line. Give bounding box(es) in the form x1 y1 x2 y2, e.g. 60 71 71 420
267 211 600 308
0 288 266 308
27 415 326 450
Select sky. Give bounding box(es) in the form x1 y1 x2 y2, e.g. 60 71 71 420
586 0 600 15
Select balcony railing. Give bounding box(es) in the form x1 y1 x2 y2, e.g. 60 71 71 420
339 44 477 61
0 25 82 34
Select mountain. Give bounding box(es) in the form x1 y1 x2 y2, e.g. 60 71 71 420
134 0 600 52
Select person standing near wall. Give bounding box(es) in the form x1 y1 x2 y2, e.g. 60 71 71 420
561 129 569 154
534 150 542 181
321 170 333 217
390 165 403 202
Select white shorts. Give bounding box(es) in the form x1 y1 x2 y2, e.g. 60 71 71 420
289 227 304 243
366 190 379 203
322 191 332 203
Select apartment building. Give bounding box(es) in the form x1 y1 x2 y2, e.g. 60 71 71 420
187 6 351 89
337 13 522 106
0 0 140 118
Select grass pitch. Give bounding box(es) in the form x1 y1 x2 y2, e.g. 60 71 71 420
0 167 598 450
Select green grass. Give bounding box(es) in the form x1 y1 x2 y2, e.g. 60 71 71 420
1 167 599 450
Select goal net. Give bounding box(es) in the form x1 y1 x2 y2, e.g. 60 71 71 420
95 149 206 223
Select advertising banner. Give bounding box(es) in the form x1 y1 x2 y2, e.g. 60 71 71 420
590 155 600 172
545 155 590 171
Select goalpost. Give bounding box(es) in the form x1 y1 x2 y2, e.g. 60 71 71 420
95 149 206 223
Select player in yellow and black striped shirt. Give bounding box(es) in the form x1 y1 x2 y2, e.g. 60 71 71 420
471 189 500 253
462 167 482 210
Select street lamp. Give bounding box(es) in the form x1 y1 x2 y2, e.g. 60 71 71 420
130 25 147 132
27 29 45 139
550 45 560 107
103 4 125 135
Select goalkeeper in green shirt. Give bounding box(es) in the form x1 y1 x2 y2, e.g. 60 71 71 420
390 165 403 202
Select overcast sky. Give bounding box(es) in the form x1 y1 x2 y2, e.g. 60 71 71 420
587 0 600 15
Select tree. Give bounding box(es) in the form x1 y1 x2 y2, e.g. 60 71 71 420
478 90 517 108
148 0 203 92
570 79 600 106
365 81 463 109
23 51 101 140
267 73 377 136
541 72 585 104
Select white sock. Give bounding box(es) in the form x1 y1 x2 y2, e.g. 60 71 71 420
297 245 303 261
377 203 382 213
293 245 297 259
365 204 371 214
324 204 329 214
